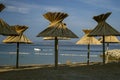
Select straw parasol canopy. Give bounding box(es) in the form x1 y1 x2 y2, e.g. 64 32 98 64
3 34 32 43
99 36 120 43
0 3 5 12
3 25 32 68
37 12 78 69
88 12 120 36
76 29 101 45
37 22 78 38
88 12 120 64
0 19 18 36
99 36 120 63
76 29 101 65
37 12 78 38
99 36 120 53
43 37 70 40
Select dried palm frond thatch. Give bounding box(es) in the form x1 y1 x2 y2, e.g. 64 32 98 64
43 37 70 40
99 36 120 43
0 19 18 36
0 3 5 12
37 22 78 38
76 29 101 45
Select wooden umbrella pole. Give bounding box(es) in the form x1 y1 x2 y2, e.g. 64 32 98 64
87 43 90 65
103 36 105 64
16 42 19 68
55 37 58 69
106 43 109 63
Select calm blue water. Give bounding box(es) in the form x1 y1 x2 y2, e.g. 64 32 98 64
0 42 120 66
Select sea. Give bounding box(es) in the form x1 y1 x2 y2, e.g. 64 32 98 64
0 41 120 66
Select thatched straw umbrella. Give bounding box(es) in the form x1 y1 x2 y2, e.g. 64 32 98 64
99 36 120 50
76 29 101 65
88 12 120 64
0 3 5 12
0 19 18 36
99 36 120 63
37 12 78 69
99 36 120 43
3 25 32 68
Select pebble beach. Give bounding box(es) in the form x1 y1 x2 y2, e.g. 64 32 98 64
0 62 120 80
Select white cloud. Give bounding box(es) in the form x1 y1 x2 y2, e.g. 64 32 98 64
41 6 64 12
79 0 120 12
2 0 64 14
6 5 30 14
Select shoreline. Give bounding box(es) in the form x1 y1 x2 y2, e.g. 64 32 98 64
0 61 109 72
0 62 101 72
0 62 120 80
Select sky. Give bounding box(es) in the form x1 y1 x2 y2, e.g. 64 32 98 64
0 0 120 43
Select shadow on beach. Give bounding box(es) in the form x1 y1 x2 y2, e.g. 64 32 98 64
0 62 120 80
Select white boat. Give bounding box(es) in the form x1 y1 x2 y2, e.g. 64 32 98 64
34 48 41 52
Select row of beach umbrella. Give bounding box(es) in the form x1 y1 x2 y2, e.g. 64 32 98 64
1 4 120 68
76 29 120 65
38 12 120 68
37 12 120 68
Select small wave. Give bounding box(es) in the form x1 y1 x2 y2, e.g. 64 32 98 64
60 54 98 57
42 49 53 51
62 49 102 52
8 52 30 54
34 53 53 55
